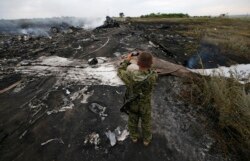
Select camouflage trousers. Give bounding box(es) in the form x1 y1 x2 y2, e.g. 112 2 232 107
128 103 152 142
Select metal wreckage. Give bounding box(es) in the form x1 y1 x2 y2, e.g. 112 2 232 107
0 17 248 161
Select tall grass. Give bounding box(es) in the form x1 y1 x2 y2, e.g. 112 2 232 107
188 74 250 155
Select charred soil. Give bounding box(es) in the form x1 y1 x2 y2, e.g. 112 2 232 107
0 18 249 161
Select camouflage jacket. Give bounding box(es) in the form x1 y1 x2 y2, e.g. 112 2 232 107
118 60 158 114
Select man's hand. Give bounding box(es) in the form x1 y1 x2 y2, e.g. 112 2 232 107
121 53 132 61
122 51 141 61
126 53 133 61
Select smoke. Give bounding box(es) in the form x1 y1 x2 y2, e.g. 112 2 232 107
83 17 105 29
186 44 228 69
18 28 51 37
0 17 105 36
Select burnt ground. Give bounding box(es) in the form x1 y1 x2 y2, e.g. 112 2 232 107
0 20 249 161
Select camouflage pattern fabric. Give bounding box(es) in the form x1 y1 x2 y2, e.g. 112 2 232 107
118 60 157 142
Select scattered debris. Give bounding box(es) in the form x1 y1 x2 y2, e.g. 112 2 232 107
105 126 129 146
20 60 32 66
88 103 108 120
28 98 47 109
0 80 21 94
96 16 119 29
105 130 116 146
41 138 64 146
74 45 82 50
88 57 98 65
115 126 129 141
19 130 28 139
12 81 26 93
47 102 74 115
146 37 174 58
16 56 123 86
66 89 70 95
70 86 94 103
50 27 60 33
1 17 248 161
84 132 100 150
86 37 110 55
47 96 74 115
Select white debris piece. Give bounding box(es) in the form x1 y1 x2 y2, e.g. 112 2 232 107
70 86 94 104
60 103 74 111
75 45 82 50
41 138 64 146
19 130 28 139
81 90 94 104
116 127 129 141
66 89 70 95
149 41 157 47
47 102 74 115
82 38 91 42
84 132 100 150
190 64 250 83
88 103 108 120
47 110 58 115
105 130 116 146
105 126 129 146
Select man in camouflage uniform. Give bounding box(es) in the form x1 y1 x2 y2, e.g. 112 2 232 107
118 51 158 146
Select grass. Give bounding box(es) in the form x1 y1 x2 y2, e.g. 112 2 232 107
128 15 250 158
130 17 250 59
176 18 250 59
186 74 250 157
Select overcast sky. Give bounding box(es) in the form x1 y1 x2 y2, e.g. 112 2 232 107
0 0 249 19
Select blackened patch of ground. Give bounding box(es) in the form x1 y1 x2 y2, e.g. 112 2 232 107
0 18 249 161
0 73 21 90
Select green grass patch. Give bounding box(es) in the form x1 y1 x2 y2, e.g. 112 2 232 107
185 75 250 155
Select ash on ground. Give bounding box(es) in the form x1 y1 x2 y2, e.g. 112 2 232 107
0 18 249 161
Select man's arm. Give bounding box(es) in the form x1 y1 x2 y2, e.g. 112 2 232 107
117 60 132 85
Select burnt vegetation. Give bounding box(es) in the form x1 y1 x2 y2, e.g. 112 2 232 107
0 16 249 161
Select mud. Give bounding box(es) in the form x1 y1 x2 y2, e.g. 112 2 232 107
0 20 248 161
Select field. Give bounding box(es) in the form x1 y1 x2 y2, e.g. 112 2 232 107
0 17 249 161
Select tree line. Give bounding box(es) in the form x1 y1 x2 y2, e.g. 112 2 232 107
140 13 190 18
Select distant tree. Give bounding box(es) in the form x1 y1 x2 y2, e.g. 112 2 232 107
140 13 190 18
119 12 124 18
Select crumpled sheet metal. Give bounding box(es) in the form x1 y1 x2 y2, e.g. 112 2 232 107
114 56 192 78
152 57 191 77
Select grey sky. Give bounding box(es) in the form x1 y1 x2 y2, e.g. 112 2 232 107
0 0 249 19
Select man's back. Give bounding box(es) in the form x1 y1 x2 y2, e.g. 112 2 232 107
117 52 157 146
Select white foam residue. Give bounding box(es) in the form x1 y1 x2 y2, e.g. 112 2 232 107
84 64 123 85
16 56 124 86
38 56 73 66
190 64 250 83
